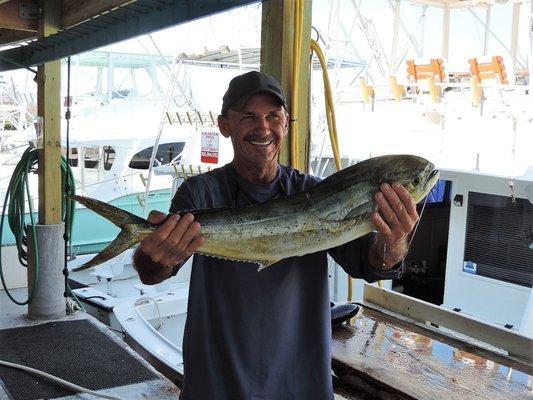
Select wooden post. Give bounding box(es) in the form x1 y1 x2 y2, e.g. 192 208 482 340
260 0 312 172
389 76 404 102
358 77 374 103
470 76 484 107
37 0 62 224
426 75 441 103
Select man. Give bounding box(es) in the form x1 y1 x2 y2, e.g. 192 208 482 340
134 71 418 399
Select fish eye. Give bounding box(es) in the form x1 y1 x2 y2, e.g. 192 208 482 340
413 177 420 185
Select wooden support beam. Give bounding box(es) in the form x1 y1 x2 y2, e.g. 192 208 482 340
0 0 38 31
61 0 136 29
0 28 35 47
37 0 62 224
260 0 312 172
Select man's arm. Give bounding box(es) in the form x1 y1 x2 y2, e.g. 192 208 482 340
134 211 203 285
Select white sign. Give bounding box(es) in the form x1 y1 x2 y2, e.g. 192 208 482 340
201 129 219 164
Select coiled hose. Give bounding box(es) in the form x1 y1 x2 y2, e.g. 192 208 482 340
0 147 76 305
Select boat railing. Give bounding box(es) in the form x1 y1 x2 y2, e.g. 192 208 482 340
165 110 218 127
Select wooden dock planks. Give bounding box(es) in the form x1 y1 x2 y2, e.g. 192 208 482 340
332 306 531 400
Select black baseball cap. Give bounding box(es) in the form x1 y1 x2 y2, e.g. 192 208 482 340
221 71 287 116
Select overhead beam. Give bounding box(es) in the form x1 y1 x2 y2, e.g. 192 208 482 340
0 28 35 47
0 0 38 31
0 0 257 72
261 0 313 171
61 0 136 29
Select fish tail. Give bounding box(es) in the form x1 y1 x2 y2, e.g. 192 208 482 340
70 195 148 228
72 229 141 272
70 195 149 272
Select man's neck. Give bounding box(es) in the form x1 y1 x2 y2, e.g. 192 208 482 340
232 160 279 184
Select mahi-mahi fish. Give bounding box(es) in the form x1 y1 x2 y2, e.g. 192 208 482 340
71 154 439 272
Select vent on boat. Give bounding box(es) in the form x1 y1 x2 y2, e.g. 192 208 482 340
464 192 533 287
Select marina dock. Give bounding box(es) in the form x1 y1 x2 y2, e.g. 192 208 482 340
0 289 180 400
332 303 531 399
5 286 529 400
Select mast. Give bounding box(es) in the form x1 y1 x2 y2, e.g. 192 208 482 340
442 3 450 60
529 0 533 96
510 1 520 71
389 0 401 74
483 4 491 56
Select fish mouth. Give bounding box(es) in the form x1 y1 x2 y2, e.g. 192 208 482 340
428 169 439 182
424 169 440 191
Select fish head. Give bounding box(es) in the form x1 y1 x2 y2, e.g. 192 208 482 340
381 155 440 203
311 154 439 222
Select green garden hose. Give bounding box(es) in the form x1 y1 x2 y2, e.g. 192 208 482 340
0 147 75 305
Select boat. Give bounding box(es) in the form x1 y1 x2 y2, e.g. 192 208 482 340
0 50 234 290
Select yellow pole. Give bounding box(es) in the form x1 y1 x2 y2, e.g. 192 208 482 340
37 0 62 224
261 0 312 171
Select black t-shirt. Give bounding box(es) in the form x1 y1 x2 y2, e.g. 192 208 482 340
170 163 400 400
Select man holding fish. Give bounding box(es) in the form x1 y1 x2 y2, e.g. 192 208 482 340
134 71 421 399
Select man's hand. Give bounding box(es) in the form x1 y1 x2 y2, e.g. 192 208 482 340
141 211 204 267
134 211 204 284
369 182 419 269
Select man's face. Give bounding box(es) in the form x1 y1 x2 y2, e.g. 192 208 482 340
218 93 288 169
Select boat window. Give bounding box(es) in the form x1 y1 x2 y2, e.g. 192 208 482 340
84 146 100 169
134 68 154 97
103 146 116 171
128 142 185 170
72 66 100 97
61 147 78 167
113 67 134 98
464 192 533 287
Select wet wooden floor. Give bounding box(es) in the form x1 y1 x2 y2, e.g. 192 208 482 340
332 305 532 400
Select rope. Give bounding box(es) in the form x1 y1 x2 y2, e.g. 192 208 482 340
0 359 124 400
310 40 342 172
310 39 348 298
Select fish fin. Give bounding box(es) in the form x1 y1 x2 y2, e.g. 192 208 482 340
72 229 140 272
70 195 148 228
342 202 376 221
256 260 280 272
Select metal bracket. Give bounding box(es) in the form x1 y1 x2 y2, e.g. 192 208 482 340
19 1 38 20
